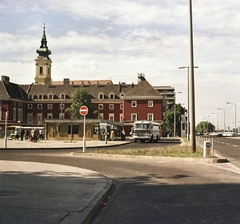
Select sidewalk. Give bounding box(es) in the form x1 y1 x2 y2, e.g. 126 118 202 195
0 139 130 224
0 138 132 149
0 160 114 224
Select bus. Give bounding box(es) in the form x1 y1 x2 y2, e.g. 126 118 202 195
132 120 161 143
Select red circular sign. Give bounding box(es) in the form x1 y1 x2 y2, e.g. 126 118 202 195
79 105 88 116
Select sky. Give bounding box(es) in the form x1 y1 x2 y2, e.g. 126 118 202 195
1 0 240 130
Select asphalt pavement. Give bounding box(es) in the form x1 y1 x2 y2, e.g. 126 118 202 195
0 137 226 223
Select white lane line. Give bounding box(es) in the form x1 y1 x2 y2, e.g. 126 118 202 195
205 163 240 175
233 145 238 147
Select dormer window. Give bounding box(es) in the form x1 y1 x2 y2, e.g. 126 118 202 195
60 94 65 99
98 92 104 99
109 92 115 99
39 94 43 99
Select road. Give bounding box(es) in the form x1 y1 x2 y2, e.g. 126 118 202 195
1 141 240 223
213 137 240 168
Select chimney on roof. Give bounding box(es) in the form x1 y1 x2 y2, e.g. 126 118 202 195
138 73 145 82
63 78 70 85
1 76 10 84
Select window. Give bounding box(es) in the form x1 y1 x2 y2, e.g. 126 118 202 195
99 104 103 110
47 104 52 110
109 113 114 121
28 104 32 109
109 104 114 110
39 94 43 99
37 113 42 121
131 113 137 121
18 108 23 120
47 113 52 119
49 94 53 99
48 67 51 75
37 104 42 110
148 113 154 121
120 104 123 110
60 94 65 99
120 114 123 122
131 101 137 107
27 113 33 122
13 107 16 121
59 104 65 110
28 95 32 99
0 106 2 120
98 92 104 99
40 67 43 74
148 101 153 107
99 113 104 119
109 93 115 99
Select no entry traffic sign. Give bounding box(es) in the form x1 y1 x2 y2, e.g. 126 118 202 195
79 105 88 116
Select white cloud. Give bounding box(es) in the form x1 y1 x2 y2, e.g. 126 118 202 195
1 0 240 128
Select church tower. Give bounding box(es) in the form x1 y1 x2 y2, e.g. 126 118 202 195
35 25 52 85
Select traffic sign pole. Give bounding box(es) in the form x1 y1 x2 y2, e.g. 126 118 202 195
79 105 88 153
83 116 86 152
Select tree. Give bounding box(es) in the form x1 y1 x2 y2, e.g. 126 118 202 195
65 89 98 119
163 103 187 136
196 121 215 133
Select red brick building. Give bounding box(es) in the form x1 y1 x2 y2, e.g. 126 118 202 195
0 26 171 140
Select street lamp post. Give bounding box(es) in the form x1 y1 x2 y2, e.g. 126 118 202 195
188 0 196 153
208 115 214 132
217 108 225 132
212 112 219 131
178 66 198 140
174 92 182 137
227 102 237 133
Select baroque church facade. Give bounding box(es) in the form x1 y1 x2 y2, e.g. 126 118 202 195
0 27 175 140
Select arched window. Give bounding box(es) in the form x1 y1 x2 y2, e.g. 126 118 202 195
40 66 43 74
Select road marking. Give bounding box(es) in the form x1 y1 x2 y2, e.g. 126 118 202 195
205 163 240 175
233 145 238 147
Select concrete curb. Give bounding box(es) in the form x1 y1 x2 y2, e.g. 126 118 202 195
71 152 228 163
60 176 116 224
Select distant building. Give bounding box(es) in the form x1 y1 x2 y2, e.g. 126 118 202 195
0 26 175 140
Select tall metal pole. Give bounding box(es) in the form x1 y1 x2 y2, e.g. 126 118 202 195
212 112 218 131
189 0 196 153
227 102 237 132
174 92 181 137
217 108 225 132
4 111 8 148
178 66 198 140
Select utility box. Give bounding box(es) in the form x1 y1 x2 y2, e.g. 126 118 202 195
203 140 212 157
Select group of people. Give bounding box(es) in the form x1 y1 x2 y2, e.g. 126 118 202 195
110 128 126 141
13 128 44 142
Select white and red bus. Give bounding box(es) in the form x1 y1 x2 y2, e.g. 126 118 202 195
132 120 161 143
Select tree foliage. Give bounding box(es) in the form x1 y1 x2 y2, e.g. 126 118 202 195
163 103 187 136
196 121 215 133
65 89 98 119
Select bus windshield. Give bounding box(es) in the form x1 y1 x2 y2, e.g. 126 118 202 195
134 123 150 129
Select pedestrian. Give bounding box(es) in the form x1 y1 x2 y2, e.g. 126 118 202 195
20 128 24 141
110 130 115 141
39 129 44 140
121 128 125 140
33 129 38 142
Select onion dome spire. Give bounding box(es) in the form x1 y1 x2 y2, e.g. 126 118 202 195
36 24 51 58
